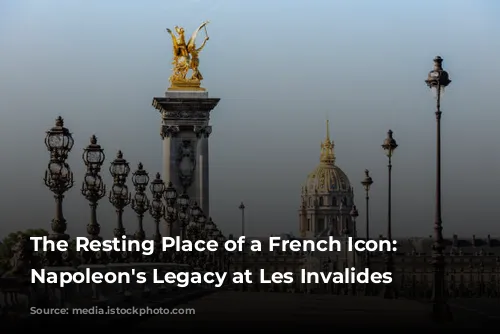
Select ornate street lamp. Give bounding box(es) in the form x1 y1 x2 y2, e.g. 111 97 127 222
186 222 199 242
350 205 359 238
191 202 202 221
164 181 178 237
195 212 208 266
82 134 105 174
215 228 224 243
221 233 229 273
205 218 216 239
197 213 207 231
163 181 192 240
207 224 219 271
186 203 202 240
149 173 165 244
382 129 398 299
43 116 74 266
350 205 359 295
45 116 74 162
44 117 74 243
213 230 224 272
339 198 350 294
211 227 219 241
81 135 106 241
238 202 246 290
109 150 131 238
425 56 452 321
239 202 245 237
177 193 191 239
361 169 374 295
187 211 202 241
131 163 150 242
216 230 224 243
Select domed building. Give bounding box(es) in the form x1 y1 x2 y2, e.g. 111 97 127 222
299 121 355 238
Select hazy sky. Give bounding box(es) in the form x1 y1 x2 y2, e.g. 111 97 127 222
1 0 500 239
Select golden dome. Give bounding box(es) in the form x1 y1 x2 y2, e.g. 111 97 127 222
303 120 351 194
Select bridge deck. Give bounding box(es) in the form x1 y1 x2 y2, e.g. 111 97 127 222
139 291 493 328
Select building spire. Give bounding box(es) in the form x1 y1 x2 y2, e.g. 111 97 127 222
320 119 335 165
326 119 330 141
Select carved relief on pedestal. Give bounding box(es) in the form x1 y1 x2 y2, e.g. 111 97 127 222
160 125 180 139
161 109 210 121
193 125 212 138
176 140 196 189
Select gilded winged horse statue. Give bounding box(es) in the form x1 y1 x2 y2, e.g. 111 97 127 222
166 21 210 90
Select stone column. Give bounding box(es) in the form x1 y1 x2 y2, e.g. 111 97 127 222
194 125 212 217
153 90 219 237
160 122 179 190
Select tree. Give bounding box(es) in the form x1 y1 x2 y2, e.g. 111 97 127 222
0 229 49 271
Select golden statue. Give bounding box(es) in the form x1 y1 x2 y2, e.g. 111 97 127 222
166 21 210 91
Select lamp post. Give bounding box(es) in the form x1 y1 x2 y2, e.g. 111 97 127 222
163 182 191 239
43 116 74 266
149 173 165 244
81 135 106 242
186 203 202 241
191 211 207 268
361 169 373 295
205 218 218 271
215 230 224 272
382 129 398 299
205 217 216 239
196 213 213 268
425 55 452 321
164 182 178 237
350 205 359 239
199 216 208 241
196 212 207 235
339 198 348 262
339 198 349 294
186 221 198 242
193 214 208 267
44 116 74 242
350 205 359 295
177 193 191 239
216 232 225 272
238 202 246 290
190 202 202 238
239 202 245 237
131 163 150 242
220 234 229 273
209 226 219 271
109 151 131 239
186 202 202 244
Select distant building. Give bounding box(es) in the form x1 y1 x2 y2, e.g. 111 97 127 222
299 120 355 238
230 234 500 294
229 122 500 295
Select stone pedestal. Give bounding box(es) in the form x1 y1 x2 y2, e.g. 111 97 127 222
152 90 219 237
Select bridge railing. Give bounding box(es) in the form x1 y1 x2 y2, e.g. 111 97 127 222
0 116 233 324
